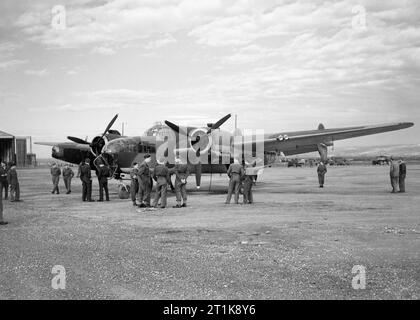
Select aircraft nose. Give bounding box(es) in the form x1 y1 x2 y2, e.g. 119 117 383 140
52 146 63 157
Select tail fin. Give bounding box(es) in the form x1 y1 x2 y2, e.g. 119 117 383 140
318 123 325 130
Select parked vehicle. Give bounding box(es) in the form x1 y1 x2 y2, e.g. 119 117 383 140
372 156 390 165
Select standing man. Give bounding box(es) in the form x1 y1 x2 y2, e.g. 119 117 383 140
0 161 8 200
172 157 189 208
389 157 400 193
242 162 254 205
80 158 93 202
317 161 327 188
0 181 7 225
50 163 62 194
130 162 140 206
152 159 170 209
76 161 83 178
97 162 110 201
138 154 152 208
225 159 244 204
7 163 20 202
399 158 406 193
62 164 75 194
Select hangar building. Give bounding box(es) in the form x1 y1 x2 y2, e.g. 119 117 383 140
0 130 37 167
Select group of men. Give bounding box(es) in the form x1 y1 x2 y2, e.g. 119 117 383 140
129 155 257 208
0 161 21 202
130 154 190 209
224 158 255 205
50 158 111 202
50 163 75 195
389 158 407 193
0 161 21 226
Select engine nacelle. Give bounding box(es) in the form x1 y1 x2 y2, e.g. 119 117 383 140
91 135 108 155
189 128 213 156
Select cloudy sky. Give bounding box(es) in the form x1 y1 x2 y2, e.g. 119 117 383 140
0 0 419 157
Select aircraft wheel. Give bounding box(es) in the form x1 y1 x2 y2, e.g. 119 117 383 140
118 184 130 199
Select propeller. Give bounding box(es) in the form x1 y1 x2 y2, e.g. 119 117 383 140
164 120 188 136
165 114 231 146
164 114 232 189
67 136 90 145
100 114 119 140
207 113 231 134
66 114 119 155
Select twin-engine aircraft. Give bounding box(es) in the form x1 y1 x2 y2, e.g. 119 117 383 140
36 114 414 191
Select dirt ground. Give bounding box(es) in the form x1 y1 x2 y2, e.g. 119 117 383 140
0 164 419 300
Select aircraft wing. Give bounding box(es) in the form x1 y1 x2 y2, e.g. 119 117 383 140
35 142 92 151
243 122 414 156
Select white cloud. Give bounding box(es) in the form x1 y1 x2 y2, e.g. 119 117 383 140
91 46 116 55
25 69 49 76
0 59 28 69
66 70 78 75
0 41 27 69
144 34 177 49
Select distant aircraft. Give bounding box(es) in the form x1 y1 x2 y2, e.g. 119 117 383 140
36 114 414 194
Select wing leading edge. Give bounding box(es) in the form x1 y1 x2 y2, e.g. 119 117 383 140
241 122 414 156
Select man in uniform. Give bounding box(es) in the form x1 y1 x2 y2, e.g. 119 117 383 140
152 159 170 209
130 162 140 206
225 159 244 204
62 164 75 194
7 163 20 202
399 158 407 193
0 181 7 225
76 161 83 178
317 161 327 188
0 161 8 199
242 162 254 204
389 157 400 193
50 163 62 194
80 158 93 202
97 162 110 201
138 154 152 208
172 157 189 208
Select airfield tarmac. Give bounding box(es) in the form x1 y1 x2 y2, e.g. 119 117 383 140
0 164 419 300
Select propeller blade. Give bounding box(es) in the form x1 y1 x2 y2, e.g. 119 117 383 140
102 114 119 138
67 136 90 145
164 120 188 136
207 113 231 134
191 135 200 146
91 114 119 151
195 163 202 188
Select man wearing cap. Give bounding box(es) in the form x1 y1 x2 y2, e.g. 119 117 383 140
97 162 111 201
130 162 140 206
389 157 400 193
172 157 190 208
225 159 244 204
317 161 327 188
152 158 170 209
80 158 93 202
7 163 20 202
0 161 9 200
62 164 75 194
242 162 254 204
50 163 62 194
138 154 153 207
399 158 407 193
